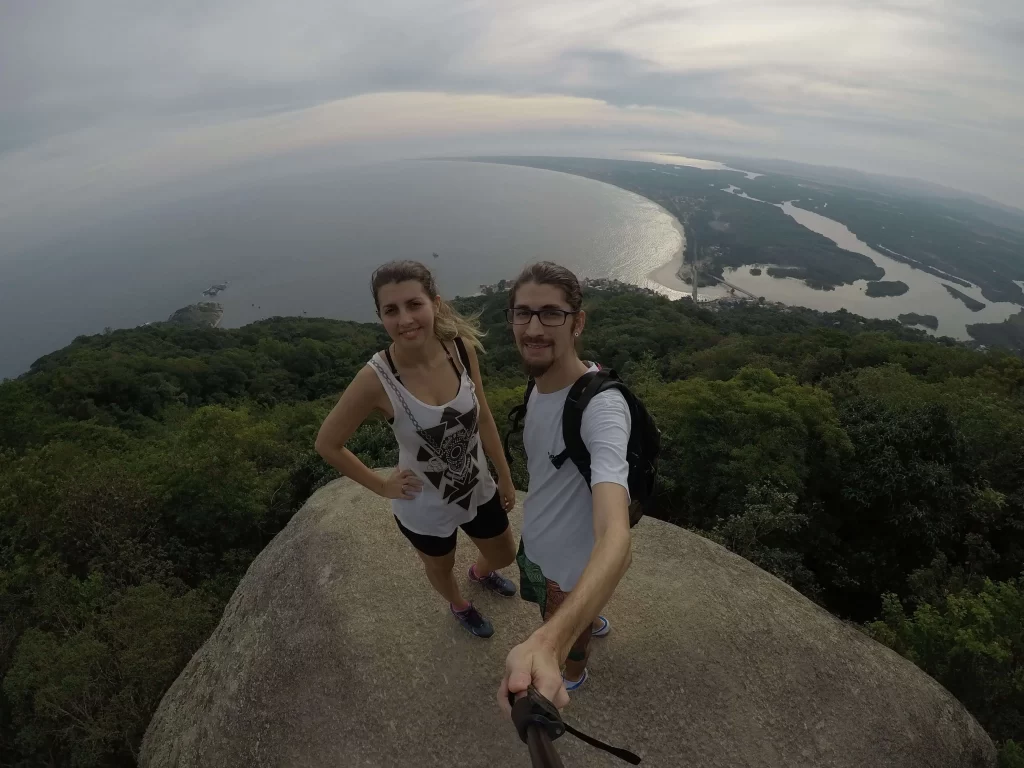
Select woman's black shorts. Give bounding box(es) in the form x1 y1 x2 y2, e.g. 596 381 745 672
394 492 509 557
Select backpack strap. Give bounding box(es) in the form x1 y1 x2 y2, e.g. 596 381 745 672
550 370 620 483
503 378 536 464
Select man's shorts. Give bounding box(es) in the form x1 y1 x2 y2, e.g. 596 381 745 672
516 539 593 663
394 492 509 558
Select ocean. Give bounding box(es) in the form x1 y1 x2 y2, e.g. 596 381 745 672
0 160 682 379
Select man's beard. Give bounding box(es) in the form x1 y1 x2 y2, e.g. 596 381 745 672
521 358 553 378
520 335 556 378
516 337 557 380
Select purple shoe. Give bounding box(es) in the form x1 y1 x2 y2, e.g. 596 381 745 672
468 565 517 597
450 602 494 638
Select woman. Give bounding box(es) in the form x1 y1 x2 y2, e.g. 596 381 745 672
315 260 518 638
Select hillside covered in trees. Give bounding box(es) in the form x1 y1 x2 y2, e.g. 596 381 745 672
2 286 1023 766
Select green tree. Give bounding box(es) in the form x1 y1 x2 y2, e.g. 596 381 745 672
866 577 1024 745
4 581 219 767
710 481 818 596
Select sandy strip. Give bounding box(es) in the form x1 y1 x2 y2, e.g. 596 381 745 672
645 212 694 294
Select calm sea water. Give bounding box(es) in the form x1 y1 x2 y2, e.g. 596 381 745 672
0 160 682 379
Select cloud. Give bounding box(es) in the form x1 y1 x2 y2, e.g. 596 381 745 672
0 91 769 248
0 0 1022 248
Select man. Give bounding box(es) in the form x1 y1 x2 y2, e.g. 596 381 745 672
497 262 633 713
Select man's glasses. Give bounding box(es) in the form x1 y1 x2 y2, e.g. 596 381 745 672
505 308 579 327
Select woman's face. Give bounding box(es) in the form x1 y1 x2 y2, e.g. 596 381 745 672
376 280 438 348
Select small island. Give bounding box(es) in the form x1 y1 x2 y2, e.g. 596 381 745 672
943 284 986 312
167 302 224 328
763 266 835 290
865 280 909 297
203 282 228 297
749 268 762 276
767 266 807 280
898 313 939 330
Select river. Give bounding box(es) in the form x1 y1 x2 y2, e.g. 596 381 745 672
679 188 1021 339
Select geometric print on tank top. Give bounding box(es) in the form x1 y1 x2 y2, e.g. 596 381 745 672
370 358 481 509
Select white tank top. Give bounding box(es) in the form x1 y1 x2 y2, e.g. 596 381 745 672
368 342 496 537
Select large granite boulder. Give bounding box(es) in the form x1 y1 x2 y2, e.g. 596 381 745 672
141 474 995 767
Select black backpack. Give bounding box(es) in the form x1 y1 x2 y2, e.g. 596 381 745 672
504 368 660 527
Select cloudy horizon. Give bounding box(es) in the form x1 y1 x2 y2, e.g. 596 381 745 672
2 0 1022 251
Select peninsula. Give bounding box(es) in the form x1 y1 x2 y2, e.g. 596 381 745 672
943 284 986 312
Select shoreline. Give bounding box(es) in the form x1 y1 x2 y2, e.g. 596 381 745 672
643 208 731 300
646 208 692 294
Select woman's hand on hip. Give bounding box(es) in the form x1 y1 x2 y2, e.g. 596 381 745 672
381 469 423 500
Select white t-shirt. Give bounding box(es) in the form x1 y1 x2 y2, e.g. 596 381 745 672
521 365 631 591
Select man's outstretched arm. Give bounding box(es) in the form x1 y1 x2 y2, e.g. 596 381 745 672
498 481 631 712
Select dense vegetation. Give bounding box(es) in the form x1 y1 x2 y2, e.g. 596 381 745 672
970 310 1024 356
766 266 838 290
899 313 939 330
2 286 1023 764
865 280 909 297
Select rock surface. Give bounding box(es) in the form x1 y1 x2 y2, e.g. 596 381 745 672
141 474 995 768
165 302 223 328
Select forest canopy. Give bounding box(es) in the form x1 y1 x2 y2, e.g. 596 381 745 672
2 285 1022 765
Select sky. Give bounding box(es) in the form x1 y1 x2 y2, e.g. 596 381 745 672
2 0 1022 251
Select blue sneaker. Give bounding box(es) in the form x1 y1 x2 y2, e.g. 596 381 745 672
592 615 611 638
450 602 494 638
563 668 589 691
468 566 517 597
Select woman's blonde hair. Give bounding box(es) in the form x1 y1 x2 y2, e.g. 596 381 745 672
370 260 485 351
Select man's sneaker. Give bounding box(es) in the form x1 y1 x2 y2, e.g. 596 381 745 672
592 615 611 638
468 565 517 597
563 668 589 691
450 602 494 638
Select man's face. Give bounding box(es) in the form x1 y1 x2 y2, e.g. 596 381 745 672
510 282 583 377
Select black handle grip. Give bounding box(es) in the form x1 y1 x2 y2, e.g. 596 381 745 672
509 687 565 744
508 685 642 765
527 724 565 768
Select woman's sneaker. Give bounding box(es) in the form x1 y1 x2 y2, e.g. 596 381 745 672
563 668 589 691
450 602 494 638
592 615 611 638
468 565 517 597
